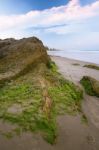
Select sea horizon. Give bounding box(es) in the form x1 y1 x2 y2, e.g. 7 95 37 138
48 50 99 65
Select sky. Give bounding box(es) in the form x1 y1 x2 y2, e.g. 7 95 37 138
0 0 99 51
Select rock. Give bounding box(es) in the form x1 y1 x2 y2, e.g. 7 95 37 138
0 37 50 84
80 76 99 97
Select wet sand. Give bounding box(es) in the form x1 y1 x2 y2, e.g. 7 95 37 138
0 115 98 150
0 56 99 150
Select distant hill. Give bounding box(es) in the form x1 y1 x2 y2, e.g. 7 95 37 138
45 46 60 51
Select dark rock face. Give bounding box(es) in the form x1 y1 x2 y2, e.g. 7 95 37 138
0 37 50 83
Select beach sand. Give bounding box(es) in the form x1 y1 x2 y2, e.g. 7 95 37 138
0 56 99 150
51 56 99 84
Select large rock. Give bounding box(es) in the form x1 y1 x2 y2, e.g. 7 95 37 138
80 76 99 97
0 37 50 84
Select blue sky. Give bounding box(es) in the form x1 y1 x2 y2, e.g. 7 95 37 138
0 0 97 14
0 0 69 14
0 0 99 50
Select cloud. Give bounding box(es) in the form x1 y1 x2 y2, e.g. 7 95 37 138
0 0 99 37
25 24 67 30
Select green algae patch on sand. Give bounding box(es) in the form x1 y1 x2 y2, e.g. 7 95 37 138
80 76 99 97
72 63 80 66
84 64 99 70
0 62 83 144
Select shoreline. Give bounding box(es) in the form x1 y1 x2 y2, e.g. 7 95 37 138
49 55 99 65
51 55 99 83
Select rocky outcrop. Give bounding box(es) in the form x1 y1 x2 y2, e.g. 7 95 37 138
0 37 50 84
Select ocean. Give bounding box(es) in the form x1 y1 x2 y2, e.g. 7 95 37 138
48 50 99 64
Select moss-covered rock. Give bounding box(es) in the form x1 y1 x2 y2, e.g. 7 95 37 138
84 64 99 70
80 76 99 97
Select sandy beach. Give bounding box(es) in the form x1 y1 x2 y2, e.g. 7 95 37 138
51 56 99 84
0 56 99 150
51 56 99 149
